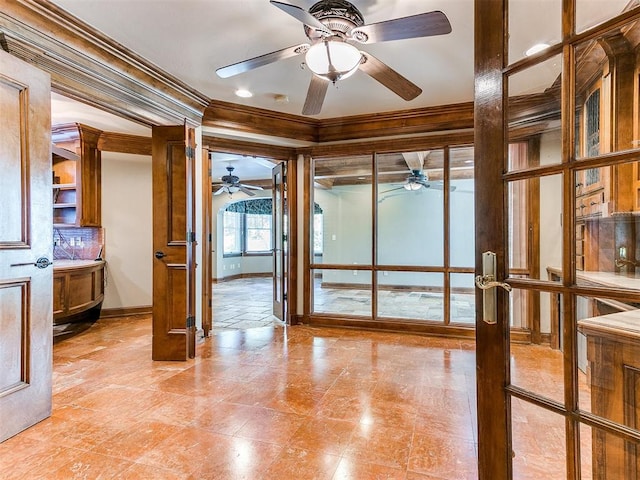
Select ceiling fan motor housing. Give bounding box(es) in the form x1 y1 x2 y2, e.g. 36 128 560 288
305 0 365 41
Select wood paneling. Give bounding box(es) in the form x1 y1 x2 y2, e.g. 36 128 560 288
99 132 152 156
203 101 318 143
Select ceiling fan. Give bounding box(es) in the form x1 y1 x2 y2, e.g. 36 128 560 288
214 166 264 196
381 169 454 195
216 0 452 115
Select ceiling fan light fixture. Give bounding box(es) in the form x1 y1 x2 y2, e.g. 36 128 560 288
404 182 422 191
305 40 361 82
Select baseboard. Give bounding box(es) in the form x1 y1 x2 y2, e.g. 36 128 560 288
100 305 152 319
212 272 272 283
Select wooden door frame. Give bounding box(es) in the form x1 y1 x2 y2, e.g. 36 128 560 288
201 147 212 337
474 0 511 477
202 136 297 326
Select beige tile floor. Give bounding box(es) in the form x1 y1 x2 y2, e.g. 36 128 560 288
1 312 593 479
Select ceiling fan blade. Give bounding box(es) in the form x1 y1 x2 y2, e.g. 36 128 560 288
359 52 421 101
424 181 457 191
349 11 451 44
213 186 227 195
216 43 309 78
240 184 264 190
302 75 329 115
239 186 257 196
270 1 332 35
380 186 405 194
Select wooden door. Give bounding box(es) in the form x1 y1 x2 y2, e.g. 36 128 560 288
272 162 286 321
151 125 196 361
0 50 53 442
476 2 640 479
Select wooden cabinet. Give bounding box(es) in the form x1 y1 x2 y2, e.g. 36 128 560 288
579 311 640 479
53 260 105 324
52 123 102 227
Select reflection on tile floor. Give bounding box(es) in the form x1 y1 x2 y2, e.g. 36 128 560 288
0 313 583 479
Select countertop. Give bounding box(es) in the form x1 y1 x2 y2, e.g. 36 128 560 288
53 259 105 270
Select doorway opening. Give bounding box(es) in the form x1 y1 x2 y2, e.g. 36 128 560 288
209 151 288 332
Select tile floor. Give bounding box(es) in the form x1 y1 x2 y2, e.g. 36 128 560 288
0 312 582 479
212 276 475 330
212 277 281 331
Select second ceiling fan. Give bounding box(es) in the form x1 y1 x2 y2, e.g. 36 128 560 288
216 0 452 116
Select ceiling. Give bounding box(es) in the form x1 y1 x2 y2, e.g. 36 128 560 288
46 0 631 181
48 0 630 121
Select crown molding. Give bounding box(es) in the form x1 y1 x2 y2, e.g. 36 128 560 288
204 99 476 143
0 0 209 126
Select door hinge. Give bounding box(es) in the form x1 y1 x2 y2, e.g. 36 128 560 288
208 233 212 242
187 231 196 243
186 316 196 328
283 293 287 301
186 146 195 159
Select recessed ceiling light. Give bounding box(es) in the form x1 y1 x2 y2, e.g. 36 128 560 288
235 89 253 98
525 43 550 57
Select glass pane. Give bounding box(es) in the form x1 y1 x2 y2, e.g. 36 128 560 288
450 273 475 325
508 0 560 64
574 161 640 287
246 214 271 252
313 155 372 265
576 0 633 33
510 290 565 403
580 422 640 479
577 294 640 434
539 291 562 349
508 175 563 284
507 54 562 169
511 398 566 479
575 18 640 158
450 147 475 268
377 271 444 322
313 269 371 317
377 150 444 267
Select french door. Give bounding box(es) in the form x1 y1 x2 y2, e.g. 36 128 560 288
476 1 640 478
272 162 287 322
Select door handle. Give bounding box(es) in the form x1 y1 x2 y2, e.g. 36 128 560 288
11 257 53 269
155 251 166 259
475 251 511 325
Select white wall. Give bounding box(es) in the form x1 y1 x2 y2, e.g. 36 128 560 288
539 129 563 333
101 151 153 309
314 180 475 286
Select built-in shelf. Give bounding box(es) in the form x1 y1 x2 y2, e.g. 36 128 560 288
51 123 102 227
